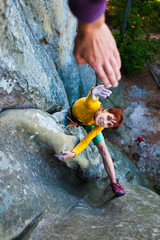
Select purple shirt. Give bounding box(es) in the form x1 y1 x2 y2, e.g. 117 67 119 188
68 0 107 23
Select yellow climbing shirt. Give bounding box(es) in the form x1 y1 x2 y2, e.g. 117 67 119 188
71 87 104 156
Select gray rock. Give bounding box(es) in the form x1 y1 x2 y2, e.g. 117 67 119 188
0 0 96 111
0 108 101 239
0 109 80 240
117 124 132 147
124 101 160 186
29 182 160 240
0 109 158 240
104 139 150 188
0 0 69 112
0 109 104 173
100 79 129 109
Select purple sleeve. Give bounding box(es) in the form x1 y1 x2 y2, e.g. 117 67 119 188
68 0 107 23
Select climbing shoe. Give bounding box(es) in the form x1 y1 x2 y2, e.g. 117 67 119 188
110 182 125 197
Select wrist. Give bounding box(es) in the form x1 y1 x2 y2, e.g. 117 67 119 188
77 14 105 35
71 151 76 158
92 88 97 101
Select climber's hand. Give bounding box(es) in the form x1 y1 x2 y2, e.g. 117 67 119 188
74 15 121 88
92 85 112 101
54 151 75 161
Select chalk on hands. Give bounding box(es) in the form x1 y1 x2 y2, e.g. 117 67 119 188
53 154 65 161
102 87 112 98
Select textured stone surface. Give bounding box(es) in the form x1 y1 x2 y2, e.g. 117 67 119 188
99 79 129 109
124 101 160 186
0 0 96 111
0 0 70 112
29 182 160 240
0 109 104 172
0 108 101 239
0 109 155 240
0 110 80 240
104 139 150 188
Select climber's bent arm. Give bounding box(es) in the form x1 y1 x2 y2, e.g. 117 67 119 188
71 126 104 156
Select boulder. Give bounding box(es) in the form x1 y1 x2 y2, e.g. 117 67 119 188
0 0 96 111
0 109 81 240
0 108 104 239
0 1 69 112
0 108 155 240
30 182 160 240
0 109 104 172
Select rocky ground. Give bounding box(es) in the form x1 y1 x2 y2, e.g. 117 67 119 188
104 63 160 194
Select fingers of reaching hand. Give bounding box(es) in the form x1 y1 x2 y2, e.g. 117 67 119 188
94 65 111 88
96 85 104 90
61 151 69 154
99 93 109 98
97 86 112 98
100 88 112 98
93 85 112 99
53 154 66 161
113 48 121 71
110 54 121 81
103 61 118 88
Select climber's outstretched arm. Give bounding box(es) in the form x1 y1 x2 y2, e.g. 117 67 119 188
96 140 116 183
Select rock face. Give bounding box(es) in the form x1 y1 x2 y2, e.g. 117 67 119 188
0 109 151 181
0 0 97 111
0 0 69 112
0 0 126 111
0 109 79 240
0 109 103 173
1 109 157 240
30 183 160 240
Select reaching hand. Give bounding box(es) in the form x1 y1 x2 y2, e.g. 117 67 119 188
53 151 76 161
73 15 121 88
92 85 112 100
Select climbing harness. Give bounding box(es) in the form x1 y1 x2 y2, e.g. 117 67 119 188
65 116 78 135
65 109 81 135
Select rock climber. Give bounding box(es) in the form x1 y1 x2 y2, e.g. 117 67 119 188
54 85 125 196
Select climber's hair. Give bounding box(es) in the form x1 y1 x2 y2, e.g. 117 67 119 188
103 108 123 130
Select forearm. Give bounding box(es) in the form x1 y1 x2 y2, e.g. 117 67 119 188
97 141 116 183
72 126 104 156
68 0 106 24
72 138 88 156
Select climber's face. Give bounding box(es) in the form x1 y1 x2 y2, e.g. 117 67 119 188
95 109 116 128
